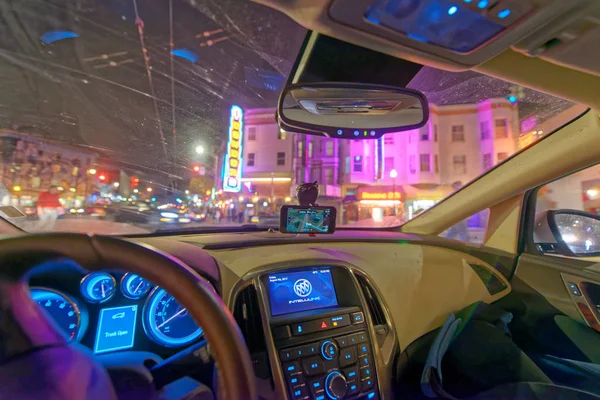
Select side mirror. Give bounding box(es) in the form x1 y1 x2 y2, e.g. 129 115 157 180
534 210 600 256
277 82 428 140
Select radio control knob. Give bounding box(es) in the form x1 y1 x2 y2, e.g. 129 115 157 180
325 371 347 399
321 340 338 360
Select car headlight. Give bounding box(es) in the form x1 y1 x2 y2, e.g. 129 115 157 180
250 216 259 223
160 212 179 218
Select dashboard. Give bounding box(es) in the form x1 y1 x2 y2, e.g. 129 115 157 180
25 230 513 400
28 262 205 358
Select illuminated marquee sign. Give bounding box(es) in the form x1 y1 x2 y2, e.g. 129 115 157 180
360 191 402 200
223 105 243 192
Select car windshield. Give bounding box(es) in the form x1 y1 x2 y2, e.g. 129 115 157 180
0 0 580 235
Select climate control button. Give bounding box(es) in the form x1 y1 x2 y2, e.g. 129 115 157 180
325 371 347 399
321 340 338 360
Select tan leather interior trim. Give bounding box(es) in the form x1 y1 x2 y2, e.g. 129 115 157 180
475 50 600 110
484 194 524 253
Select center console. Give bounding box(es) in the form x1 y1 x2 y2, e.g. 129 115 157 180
260 266 380 400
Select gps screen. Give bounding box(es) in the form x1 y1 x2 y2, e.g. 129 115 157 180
281 206 335 234
267 268 338 316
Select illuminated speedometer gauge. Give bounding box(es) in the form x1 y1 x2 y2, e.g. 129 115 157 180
30 288 86 341
121 273 151 299
143 288 203 347
80 272 116 303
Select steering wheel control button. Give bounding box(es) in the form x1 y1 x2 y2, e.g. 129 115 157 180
321 340 339 360
358 344 369 355
351 311 365 324
360 355 372 367
274 325 291 339
302 356 326 376
308 378 325 396
325 371 348 399
339 346 358 367
360 366 373 380
292 321 315 336
284 361 302 376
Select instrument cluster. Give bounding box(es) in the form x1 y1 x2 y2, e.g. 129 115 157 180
30 271 204 355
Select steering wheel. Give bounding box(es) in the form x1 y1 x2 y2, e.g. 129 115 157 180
0 233 257 400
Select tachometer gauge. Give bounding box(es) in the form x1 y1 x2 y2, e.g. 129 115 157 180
143 288 203 347
80 272 116 303
30 288 86 341
121 273 151 299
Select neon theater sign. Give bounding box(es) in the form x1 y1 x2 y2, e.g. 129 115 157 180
223 105 243 192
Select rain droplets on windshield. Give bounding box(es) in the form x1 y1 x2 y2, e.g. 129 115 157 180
0 0 577 235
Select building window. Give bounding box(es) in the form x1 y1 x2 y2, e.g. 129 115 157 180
345 156 351 174
495 119 508 138
451 125 465 142
247 153 255 166
297 140 303 157
353 156 363 172
409 155 416 174
480 121 490 140
277 152 285 166
453 155 466 174
325 141 334 156
497 152 508 161
384 135 394 145
308 142 313 158
483 153 492 170
311 168 320 182
384 156 394 174
278 129 286 140
434 125 438 142
420 153 431 172
325 168 334 184
247 127 256 141
434 154 439 173
420 127 429 141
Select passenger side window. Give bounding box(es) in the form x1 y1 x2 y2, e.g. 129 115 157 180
535 163 600 215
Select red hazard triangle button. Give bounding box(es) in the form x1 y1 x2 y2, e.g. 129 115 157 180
320 321 328 329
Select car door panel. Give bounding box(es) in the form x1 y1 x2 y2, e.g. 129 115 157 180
510 253 600 363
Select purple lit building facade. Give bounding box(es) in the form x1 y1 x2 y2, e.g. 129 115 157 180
242 98 519 223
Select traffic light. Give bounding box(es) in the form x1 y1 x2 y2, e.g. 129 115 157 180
193 165 200 173
506 86 525 105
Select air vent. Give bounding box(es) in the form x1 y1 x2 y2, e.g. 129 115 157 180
468 263 508 295
355 274 386 326
233 284 270 380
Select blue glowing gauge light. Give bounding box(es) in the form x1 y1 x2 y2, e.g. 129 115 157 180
121 273 152 299
30 288 86 341
80 272 116 303
143 288 203 347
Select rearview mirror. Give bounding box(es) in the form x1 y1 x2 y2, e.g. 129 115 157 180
277 83 429 140
534 210 600 256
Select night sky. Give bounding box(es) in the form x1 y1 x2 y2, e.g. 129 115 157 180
0 0 574 182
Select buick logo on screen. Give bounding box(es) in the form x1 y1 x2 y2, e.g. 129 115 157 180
293 279 312 297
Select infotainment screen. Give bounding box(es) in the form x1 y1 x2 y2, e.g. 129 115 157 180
267 268 338 316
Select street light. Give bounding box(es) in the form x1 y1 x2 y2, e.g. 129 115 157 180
389 169 398 216
195 144 205 155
